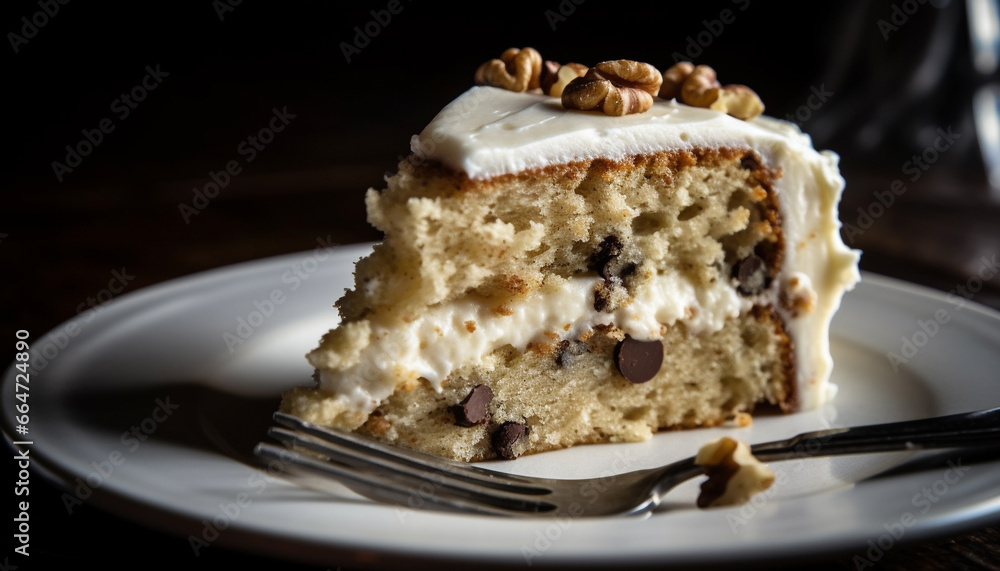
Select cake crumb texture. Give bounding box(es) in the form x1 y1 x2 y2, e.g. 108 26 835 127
336 148 780 323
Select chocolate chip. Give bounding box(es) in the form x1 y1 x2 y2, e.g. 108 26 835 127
733 255 769 295
491 421 529 460
555 339 587 367
588 235 623 279
593 279 613 312
452 384 493 427
613 335 664 383
620 262 638 279
740 153 761 171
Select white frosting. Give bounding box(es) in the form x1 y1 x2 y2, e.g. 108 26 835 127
320 86 860 413
413 87 818 179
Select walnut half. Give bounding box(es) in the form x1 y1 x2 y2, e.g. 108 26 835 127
474 47 543 92
562 60 662 116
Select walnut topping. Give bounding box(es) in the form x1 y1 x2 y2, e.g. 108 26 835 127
541 61 588 97
660 62 764 120
541 60 559 89
562 60 663 116
474 47 543 92
472 51 763 120
680 64 723 107
658 61 694 100
710 84 765 120
695 437 775 508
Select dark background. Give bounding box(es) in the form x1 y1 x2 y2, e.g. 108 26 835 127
3 0 999 568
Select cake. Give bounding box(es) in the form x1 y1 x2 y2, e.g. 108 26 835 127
281 49 860 461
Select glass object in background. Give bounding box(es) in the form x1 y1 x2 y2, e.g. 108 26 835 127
798 0 999 308
807 0 1000 201
968 0 1000 196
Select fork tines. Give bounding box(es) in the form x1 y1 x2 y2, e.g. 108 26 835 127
254 412 556 516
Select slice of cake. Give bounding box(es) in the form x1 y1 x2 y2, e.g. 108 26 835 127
281 51 860 461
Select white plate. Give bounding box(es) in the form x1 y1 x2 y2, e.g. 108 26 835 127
5 244 1000 567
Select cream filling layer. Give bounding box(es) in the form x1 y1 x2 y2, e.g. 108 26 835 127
318 274 752 413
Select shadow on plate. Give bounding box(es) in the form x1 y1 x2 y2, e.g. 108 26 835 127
62 381 282 467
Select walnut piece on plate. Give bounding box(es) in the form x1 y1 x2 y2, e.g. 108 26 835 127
695 436 775 508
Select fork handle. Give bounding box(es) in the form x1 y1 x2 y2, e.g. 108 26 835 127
749 407 1000 462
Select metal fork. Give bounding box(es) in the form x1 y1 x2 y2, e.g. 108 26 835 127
254 408 1000 517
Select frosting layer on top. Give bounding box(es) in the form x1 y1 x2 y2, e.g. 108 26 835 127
412 86 818 180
